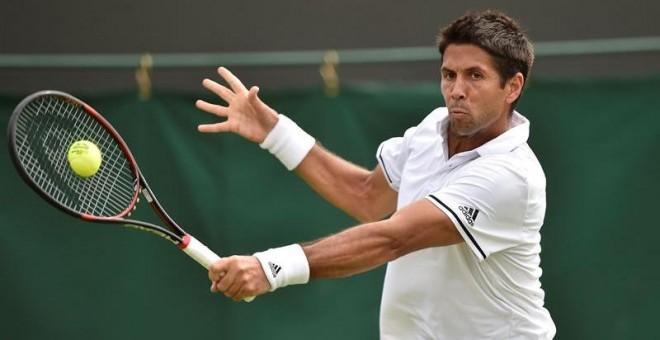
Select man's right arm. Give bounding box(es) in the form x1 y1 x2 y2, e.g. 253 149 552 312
196 66 397 222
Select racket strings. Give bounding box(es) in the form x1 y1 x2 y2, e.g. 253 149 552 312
13 95 137 217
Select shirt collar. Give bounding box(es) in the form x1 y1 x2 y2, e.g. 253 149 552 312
475 111 530 156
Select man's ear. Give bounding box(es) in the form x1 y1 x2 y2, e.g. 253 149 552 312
505 73 524 104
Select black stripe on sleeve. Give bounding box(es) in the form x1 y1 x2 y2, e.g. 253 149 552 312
428 194 487 260
377 144 394 184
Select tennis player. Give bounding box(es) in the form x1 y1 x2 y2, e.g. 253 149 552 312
197 9 556 339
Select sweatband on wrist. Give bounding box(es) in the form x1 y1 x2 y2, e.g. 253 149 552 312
253 244 310 291
259 114 315 170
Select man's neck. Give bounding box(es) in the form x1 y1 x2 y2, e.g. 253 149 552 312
446 118 511 158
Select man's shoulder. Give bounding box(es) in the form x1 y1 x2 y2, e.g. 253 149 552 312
472 146 546 188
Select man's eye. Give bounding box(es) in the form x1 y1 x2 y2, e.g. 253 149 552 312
470 72 483 80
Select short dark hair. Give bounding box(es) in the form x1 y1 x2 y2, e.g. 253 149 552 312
437 10 534 105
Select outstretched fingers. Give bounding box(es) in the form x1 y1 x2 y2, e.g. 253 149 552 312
195 99 228 117
202 78 235 103
198 121 234 133
195 99 232 133
247 86 264 109
218 67 249 94
196 67 278 142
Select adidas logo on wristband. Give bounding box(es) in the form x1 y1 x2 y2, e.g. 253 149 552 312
254 244 310 291
269 262 282 278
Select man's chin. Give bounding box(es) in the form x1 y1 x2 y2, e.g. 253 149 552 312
448 121 478 137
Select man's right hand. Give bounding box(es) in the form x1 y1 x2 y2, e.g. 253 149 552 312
196 67 279 143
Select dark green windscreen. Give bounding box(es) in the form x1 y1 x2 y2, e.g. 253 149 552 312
1 77 658 339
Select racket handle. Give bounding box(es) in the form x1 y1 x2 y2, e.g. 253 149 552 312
180 234 220 269
180 234 255 302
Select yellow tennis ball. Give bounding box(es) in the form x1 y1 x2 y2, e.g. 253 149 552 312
67 140 102 178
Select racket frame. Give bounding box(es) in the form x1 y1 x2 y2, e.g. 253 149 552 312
8 90 255 301
8 91 187 245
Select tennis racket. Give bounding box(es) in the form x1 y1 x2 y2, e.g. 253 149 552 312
7 90 253 301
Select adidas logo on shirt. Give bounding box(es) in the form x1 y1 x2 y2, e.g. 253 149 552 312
458 206 479 226
268 262 282 278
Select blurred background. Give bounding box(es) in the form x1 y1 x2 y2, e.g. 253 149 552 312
2 0 660 93
1 1 659 339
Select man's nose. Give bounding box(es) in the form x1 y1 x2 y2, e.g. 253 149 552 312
450 78 467 100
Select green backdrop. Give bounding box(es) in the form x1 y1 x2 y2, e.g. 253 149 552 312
1 77 658 339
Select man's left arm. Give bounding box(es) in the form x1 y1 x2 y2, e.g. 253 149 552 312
209 199 463 301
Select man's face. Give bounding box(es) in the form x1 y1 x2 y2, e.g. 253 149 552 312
440 44 518 137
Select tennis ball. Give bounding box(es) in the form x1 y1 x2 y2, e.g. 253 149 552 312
67 140 102 178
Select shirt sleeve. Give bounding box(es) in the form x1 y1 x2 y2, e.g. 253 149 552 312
425 157 535 261
376 125 417 191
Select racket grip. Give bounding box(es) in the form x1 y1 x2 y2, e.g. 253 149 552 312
180 235 255 302
180 234 220 269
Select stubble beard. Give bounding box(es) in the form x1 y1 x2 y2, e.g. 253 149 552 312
448 117 479 137
448 110 502 138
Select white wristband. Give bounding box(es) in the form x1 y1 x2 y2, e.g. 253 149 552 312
259 114 315 170
253 244 310 291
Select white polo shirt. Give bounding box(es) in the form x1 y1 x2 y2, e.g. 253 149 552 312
376 107 555 339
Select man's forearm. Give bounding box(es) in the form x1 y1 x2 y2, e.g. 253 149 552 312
302 219 400 279
295 145 397 223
